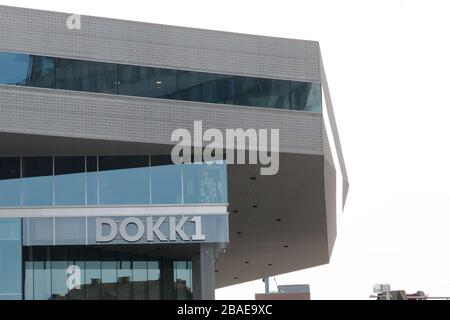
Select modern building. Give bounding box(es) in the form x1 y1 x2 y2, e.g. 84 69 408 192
0 5 348 300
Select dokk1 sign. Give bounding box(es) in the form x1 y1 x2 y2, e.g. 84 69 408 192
96 216 206 243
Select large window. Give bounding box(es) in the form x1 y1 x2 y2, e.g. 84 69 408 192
0 156 227 208
98 156 150 205
0 157 20 207
0 219 22 300
23 246 181 300
22 157 53 207
54 156 86 206
0 51 321 112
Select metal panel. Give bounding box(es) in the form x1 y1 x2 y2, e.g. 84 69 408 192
0 85 323 155
0 5 320 83
23 214 229 246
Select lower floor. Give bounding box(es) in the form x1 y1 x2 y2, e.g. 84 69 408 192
0 218 221 300
24 246 193 300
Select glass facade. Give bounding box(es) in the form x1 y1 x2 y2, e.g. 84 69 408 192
23 246 192 300
0 219 22 300
0 156 227 208
0 51 321 112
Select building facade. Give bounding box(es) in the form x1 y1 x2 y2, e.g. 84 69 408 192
0 5 348 300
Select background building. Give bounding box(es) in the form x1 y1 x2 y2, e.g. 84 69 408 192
0 5 348 300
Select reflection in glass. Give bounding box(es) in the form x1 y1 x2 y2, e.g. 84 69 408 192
0 157 20 207
22 157 53 207
84 247 101 300
51 247 68 299
54 156 85 206
117 253 132 300
183 161 227 204
148 261 161 300
101 250 117 300
23 247 182 300
68 247 86 300
0 52 55 87
173 261 193 300
132 257 148 300
0 51 321 112
55 58 116 94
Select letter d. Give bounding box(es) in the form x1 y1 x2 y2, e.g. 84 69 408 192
96 218 117 242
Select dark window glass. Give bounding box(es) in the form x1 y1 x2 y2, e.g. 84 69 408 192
0 157 21 207
117 253 132 300
147 261 161 300
54 156 85 206
117 65 152 97
99 156 150 205
84 247 101 300
1 51 321 111
132 256 148 300
55 58 116 94
50 246 68 300
22 157 53 206
173 261 193 300
23 247 167 300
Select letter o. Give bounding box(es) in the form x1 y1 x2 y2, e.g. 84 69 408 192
119 217 145 242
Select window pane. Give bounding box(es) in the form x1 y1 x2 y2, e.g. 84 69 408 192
117 65 152 97
173 261 192 300
183 161 227 204
85 247 101 300
101 250 117 300
117 253 132 300
32 247 51 300
1 50 321 112
0 52 55 88
22 157 53 207
147 261 161 300
0 219 22 300
68 247 86 300
86 156 98 206
55 58 116 94
50 246 68 300
151 156 182 204
0 157 21 207
54 156 85 206
0 52 30 85
148 68 177 98
99 156 150 205
132 257 148 300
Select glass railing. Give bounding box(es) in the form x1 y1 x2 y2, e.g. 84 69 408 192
0 156 227 208
0 51 321 112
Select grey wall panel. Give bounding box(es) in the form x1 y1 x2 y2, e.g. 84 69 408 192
0 5 320 82
0 85 323 155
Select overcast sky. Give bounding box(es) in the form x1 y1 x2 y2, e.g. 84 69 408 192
2 0 450 299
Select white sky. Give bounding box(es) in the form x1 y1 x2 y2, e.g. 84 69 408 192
2 0 450 299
